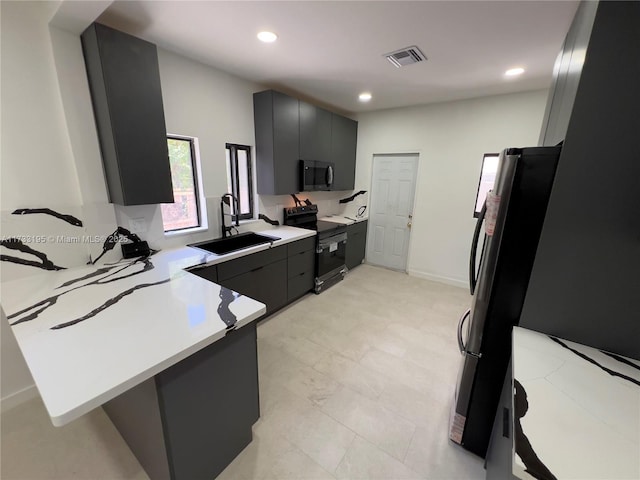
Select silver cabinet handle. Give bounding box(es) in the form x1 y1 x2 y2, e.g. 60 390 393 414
457 309 471 354
326 165 334 187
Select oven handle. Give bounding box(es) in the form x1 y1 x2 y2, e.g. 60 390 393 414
317 232 347 251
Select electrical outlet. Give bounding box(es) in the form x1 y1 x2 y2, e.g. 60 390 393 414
129 218 147 234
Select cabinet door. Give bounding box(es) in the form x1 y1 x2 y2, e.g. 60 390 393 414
346 221 367 270
220 259 287 315
331 114 358 190
299 101 332 162
81 23 173 206
254 90 300 195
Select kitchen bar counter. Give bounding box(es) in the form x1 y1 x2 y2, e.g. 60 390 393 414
1 225 315 479
511 327 640 480
0 225 314 426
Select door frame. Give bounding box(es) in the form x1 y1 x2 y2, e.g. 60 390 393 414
367 151 421 272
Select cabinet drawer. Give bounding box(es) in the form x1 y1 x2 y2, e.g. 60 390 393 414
287 270 314 302
287 236 316 256
220 259 287 315
218 246 286 281
288 249 315 278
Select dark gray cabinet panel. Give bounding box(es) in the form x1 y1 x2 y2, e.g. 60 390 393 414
254 90 300 194
485 361 518 480
287 271 314 301
187 264 217 283
217 246 286 281
156 323 259 480
288 236 315 256
299 101 332 161
104 323 260 480
287 238 315 302
346 221 367 270
538 2 598 146
331 114 358 191
520 1 640 360
287 249 314 278
220 259 287 315
81 23 173 206
254 90 358 193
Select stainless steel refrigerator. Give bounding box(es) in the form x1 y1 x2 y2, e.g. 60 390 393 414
449 146 562 457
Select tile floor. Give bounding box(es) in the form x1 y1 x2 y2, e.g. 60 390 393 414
1 264 485 479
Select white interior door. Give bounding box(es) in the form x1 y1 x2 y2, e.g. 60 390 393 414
367 154 418 271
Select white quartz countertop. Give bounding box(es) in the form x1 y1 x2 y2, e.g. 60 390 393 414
1 226 315 426
319 215 368 225
512 327 640 480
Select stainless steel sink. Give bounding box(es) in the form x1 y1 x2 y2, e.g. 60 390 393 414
189 232 280 255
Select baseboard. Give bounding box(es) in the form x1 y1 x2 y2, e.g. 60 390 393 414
1 384 38 413
407 270 468 290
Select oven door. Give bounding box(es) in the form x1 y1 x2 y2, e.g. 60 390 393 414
316 232 347 279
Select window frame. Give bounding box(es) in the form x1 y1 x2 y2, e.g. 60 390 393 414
225 143 255 221
162 134 208 235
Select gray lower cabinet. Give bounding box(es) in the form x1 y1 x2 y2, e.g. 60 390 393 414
103 322 259 480
346 220 367 270
287 236 315 302
221 260 287 316
190 237 316 317
217 245 287 316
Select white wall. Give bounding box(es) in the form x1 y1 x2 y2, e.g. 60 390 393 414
355 90 548 287
0 1 90 409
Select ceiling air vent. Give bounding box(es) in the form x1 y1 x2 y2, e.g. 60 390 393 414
384 46 427 68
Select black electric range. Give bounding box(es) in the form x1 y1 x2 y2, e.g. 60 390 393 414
283 205 348 293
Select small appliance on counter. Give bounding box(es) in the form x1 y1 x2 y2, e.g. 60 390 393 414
283 204 347 293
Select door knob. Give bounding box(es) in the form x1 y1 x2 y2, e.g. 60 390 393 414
407 222 412 228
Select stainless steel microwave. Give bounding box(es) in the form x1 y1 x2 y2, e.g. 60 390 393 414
300 160 334 191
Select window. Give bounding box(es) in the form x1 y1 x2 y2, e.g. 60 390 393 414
161 136 205 233
225 144 254 220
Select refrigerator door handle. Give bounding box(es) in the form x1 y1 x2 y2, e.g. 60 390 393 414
469 201 487 295
457 308 471 354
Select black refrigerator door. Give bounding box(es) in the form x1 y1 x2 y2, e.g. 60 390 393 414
457 146 562 458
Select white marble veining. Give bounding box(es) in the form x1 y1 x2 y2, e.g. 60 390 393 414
1 226 315 427
319 216 368 225
512 327 640 480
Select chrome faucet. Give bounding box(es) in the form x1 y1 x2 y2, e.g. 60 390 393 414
220 193 239 238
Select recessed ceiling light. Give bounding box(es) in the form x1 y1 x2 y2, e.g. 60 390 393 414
257 31 278 43
505 67 525 77
359 92 372 102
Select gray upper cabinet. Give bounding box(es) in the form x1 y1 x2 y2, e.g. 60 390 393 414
331 114 358 191
299 101 332 162
538 1 598 146
81 23 174 206
253 90 300 195
254 89 357 194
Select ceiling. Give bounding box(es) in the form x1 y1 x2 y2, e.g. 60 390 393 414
93 1 579 115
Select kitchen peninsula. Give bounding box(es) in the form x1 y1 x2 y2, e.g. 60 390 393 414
1 226 315 480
